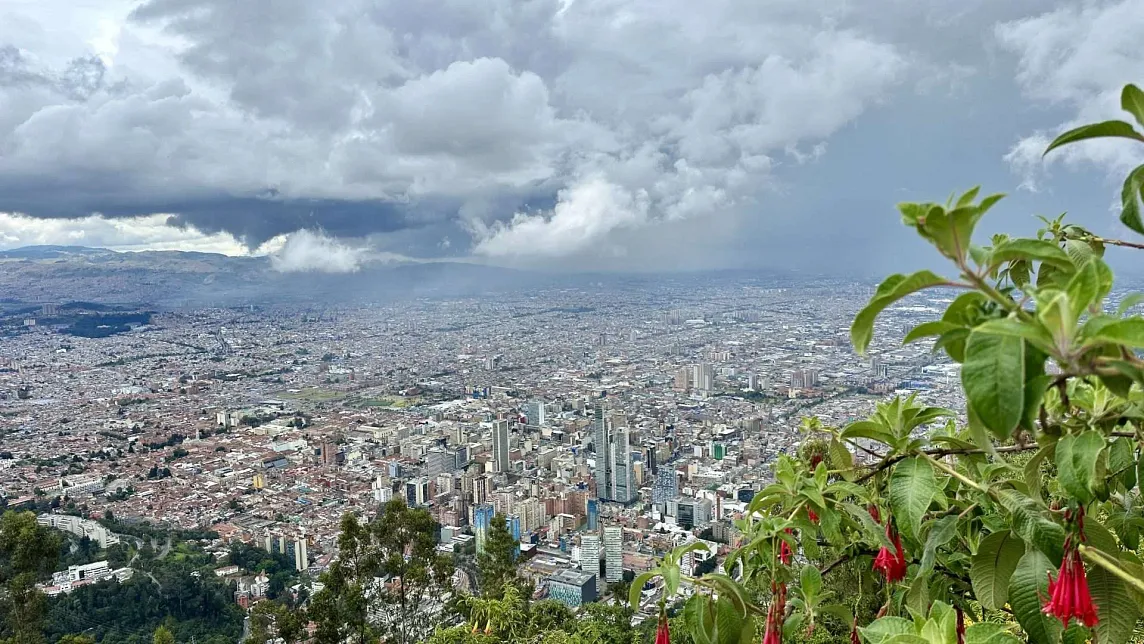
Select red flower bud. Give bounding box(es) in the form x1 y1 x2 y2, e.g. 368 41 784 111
850 619 861 644
807 508 819 524
779 528 794 565
868 505 881 524
655 610 670 644
810 453 823 468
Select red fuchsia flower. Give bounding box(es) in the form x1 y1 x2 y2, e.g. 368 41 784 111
868 505 881 524
763 582 786 644
849 619 861 644
873 522 908 583
1043 536 1099 628
779 529 794 565
956 606 965 644
809 453 823 468
807 508 819 524
654 609 670 644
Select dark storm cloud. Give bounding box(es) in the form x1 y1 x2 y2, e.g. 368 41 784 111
0 0 1141 267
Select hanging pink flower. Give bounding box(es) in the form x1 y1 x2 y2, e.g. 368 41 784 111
1043 536 1099 628
872 522 907 583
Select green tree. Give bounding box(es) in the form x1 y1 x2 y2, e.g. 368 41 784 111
308 499 454 644
249 600 303 644
476 514 522 599
151 625 174 644
633 82 1144 644
0 510 62 643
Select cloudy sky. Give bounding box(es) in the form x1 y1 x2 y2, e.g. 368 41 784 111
1 0 1142 274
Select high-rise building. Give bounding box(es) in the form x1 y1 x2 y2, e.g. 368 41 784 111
524 400 546 427
594 410 636 504
603 527 623 582
474 504 495 554
692 364 715 392
426 447 450 479
748 374 760 391
652 468 678 505
586 498 599 531
675 498 713 530
492 420 510 473
580 533 601 574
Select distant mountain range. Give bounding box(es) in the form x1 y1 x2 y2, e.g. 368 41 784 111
0 245 536 307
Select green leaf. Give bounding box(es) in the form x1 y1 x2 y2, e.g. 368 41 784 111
1043 120 1144 157
1119 164 1144 237
1122 84 1144 130
1023 444 1054 499
1055 431 1105 504
841 421 896 445
663 563 681 597
970 530 1026 611
852 270 949 355
996 489 1066 564
961 331 1025 439
844 503 895 550
859 617 915 644
829 438 855 479
964 623 1023 644
918 515 958 576
1089 561 1141 644
990 238 1075 271
630 571 656 609
1008 550 1062 644
889 458 937 544
1117 293 1144 316
904 574 930 620
1108 437 1137 491
800 565 823 599
903 321 961 346
1065 258 1104 319
972 318 1055 354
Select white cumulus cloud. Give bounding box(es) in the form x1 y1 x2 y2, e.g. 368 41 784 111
269 229 367 273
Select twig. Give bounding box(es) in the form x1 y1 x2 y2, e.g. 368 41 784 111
853 443 1039 484
1092 236 1144 251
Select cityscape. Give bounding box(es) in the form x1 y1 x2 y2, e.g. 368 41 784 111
0 272 972 624
1 0 1142 641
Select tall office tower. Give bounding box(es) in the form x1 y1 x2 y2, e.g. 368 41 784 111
646 446 658 475
748 374 760 391
426 447 450 479
474 504 495 554
693 364 715 392
652 468 679 505
586 498 599 531
594 410 637 504
524 400 546 427
474 474 492 505
581 533 601 574
603 526 623 582
593 408 611 500
612 428 634 502
492 420 510 473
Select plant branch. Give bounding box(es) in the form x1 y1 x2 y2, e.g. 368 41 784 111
1078 545 1144 595
854 443 1039 484
1091 236 1144 251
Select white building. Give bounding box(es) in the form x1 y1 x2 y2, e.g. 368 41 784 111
603 527 623 583
37 514 120 548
